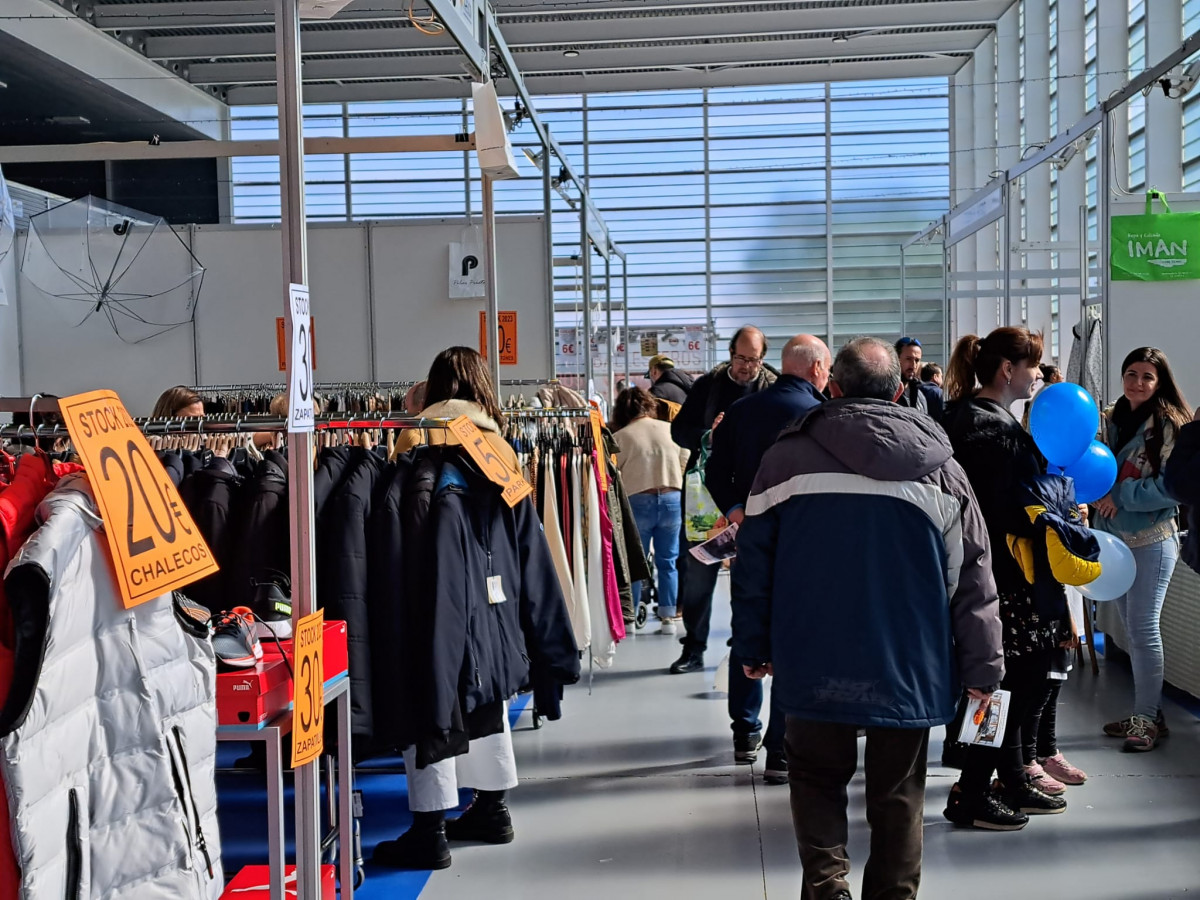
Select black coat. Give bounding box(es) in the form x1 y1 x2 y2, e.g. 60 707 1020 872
178 457 242 614
317 447 383 739
1165 420 1200 575
229 450 290 610
427 458 580 763
671 362 777 470
649 368 694 406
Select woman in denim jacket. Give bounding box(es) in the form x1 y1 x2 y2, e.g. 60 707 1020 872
1093 347 1192 752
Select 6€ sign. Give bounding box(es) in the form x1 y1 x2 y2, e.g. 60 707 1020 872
287 284 314 432
448 415 532 507
60 391 219 609
291 609 325 768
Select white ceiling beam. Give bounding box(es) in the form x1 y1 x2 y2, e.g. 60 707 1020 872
92 1 409 30
0 0 228 139
186 53 472 84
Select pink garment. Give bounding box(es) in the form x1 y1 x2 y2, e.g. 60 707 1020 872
592 450 625 643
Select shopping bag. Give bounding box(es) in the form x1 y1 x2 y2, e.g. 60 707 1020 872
684 430 721 542
1110 190 1200 281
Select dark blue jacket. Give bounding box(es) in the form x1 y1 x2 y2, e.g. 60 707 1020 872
1165 420 1200 575
705 374 824 516
731 399 1003 728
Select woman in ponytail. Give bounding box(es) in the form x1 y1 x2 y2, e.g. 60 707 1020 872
940 327 1075 831
1093 347 1191 752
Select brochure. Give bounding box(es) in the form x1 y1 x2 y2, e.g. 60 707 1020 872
957 689 1011 747
689 522 738 565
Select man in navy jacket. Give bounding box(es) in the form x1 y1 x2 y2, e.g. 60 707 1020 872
705 334 830 780
733 337 1002 900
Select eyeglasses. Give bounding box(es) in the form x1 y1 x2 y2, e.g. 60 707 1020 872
896 337 922 348
731 353 764 367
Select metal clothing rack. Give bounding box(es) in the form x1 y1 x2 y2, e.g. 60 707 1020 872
190 382 417 393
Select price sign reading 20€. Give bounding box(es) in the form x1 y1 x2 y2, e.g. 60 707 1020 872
448 415 533 508
291 609 325 768
60 391 219 609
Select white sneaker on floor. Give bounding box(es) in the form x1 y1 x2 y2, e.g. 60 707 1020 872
658 618 678 635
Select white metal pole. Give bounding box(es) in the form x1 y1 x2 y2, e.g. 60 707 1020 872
1057 0 1087 358
482 172 501 400
899 245 907 336
1147 0 1184 192
1098 0 1130 193
543 140 556 382
582 214 593 395
622 256 630 390
1025 0 1053 345
273 1 321 898
1098 112 1112 404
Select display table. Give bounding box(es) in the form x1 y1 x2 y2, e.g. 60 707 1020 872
217 673 355 900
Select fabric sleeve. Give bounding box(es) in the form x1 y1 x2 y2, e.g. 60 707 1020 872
704 412 739 516
1165 421 1200 506
729 506 778 665
1113 472 1178 513
671 374 711 455
430 502 471 738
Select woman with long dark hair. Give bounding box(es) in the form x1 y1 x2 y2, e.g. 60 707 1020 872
941 327 1069 830
1093 347 1191 752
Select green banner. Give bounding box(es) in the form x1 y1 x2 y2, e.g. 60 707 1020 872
1111 191 1200 281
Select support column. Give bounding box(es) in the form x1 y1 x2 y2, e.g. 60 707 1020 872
996 3 1021 328
1098 0 1131 192
1146 0 1184 192
605 252 613 402
1025 0 1054 346
974 32 1001 333
482 173 501 399
953 58 978 339
1057 0 1088 360
542 138 555 382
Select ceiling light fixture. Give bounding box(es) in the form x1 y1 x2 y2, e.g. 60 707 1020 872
0 80 8 89
563 48 580 58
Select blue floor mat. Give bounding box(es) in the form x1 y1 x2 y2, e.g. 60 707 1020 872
215 694 532 898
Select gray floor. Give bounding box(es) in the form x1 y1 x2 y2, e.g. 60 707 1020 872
422 575 1200 899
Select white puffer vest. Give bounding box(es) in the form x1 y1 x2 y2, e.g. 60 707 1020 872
0 476 222 899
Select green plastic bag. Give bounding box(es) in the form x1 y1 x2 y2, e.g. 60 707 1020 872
685 431 721 542
1111 191 1200 281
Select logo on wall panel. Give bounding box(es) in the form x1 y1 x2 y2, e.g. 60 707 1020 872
449 225 487 298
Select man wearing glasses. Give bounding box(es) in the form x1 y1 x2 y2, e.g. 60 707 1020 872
668 326 776 677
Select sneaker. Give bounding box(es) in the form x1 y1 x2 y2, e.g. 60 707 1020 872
763 750 788 785
210 608 262 669
658 618 678 636
372 825 451 870
1023 762 1066 795
669 650 704 675
943 784 1028 831
445 794 514 844
734 732 763 764
249 570 294 640
1039 752 1087 785
999 779 1067 815
1105 710 1170 739
1122 714 1160 753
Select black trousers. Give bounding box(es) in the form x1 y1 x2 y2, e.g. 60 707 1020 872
1024 678 1063 762
678 535 720 654
959 651 1055 795
785 717 929 900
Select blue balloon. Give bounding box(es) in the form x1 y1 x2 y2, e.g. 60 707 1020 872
1029 383 1100 467
1078 530 1137 602
1063 440 1118 504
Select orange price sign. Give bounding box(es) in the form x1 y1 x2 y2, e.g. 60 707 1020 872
291 609 325 768
497 310 518 365
589 409 608 492
448 415 533 508
60 391 219 609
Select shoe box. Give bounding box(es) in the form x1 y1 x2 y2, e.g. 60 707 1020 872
261 619 349 682
220 864 335 899
216 657 292 728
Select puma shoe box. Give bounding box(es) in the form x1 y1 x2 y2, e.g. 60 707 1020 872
260 619 349 682
216 657 292 728
221 864 336 899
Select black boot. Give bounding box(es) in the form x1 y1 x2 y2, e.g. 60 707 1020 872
445 790 515 844
669 649 704 674
373 811 451 870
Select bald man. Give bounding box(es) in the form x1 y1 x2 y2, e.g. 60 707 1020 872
703 334 831 780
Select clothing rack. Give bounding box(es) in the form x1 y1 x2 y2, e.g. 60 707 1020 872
505 408 593 418
500 379 560 386
189 382 417 392
0 413 458 441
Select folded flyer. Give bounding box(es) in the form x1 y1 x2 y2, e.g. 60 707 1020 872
957 689 1011 747
689 522 739 565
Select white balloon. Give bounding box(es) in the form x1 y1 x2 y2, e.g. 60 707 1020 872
1078 530 1137 602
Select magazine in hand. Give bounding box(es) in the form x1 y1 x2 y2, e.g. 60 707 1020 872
957 689 1011 747
689 522 739 565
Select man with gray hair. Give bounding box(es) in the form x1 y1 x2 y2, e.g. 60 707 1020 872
704 333 831 781
732 336 1003 900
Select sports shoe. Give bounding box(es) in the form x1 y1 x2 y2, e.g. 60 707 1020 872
249 570 294 640
1039 752 1087 785
763 750 788 785
1023 761 1066 795
658 618 678 636
210 608 263 669
943 784 1028 831
1122 714 1160 752
998 779 1067 815
734 732 763 764
1104 709 1169 739
444 793 514 844
669 650 704 675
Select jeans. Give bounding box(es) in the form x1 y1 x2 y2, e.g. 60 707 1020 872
628 490 682 618
729 652 785 753
786 718 929 900
1114 536 1180 719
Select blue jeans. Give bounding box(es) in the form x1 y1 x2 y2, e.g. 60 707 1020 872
729 652 785 752
628 490 682 619
1114 536 1180 719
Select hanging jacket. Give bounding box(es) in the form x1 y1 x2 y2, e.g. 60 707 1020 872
317 447 383 739
314 445 353 520
178 457 242 614
229 450 290 609
1 476 222 899
1164 420 1200 574
1066 313 1104 400
427 458 580 757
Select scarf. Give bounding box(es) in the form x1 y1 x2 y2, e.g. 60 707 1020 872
1111 396 1155 456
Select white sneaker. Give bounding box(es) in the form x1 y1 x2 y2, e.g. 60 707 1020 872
658 618 678 635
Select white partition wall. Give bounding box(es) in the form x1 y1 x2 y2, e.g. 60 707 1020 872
15 216 550 414
0 250 20 398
